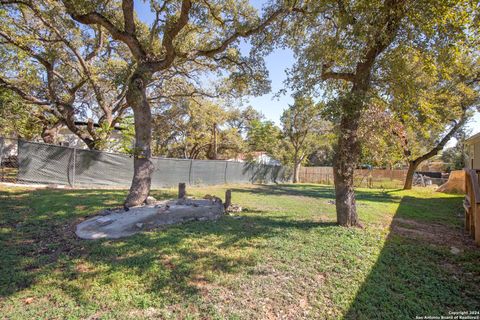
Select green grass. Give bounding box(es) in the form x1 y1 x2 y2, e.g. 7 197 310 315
0 167 17 183
0 184 478 319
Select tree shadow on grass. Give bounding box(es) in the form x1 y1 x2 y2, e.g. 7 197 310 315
6 185 472 318
230 183 401 204
0 187 335 307
74 216 337 303
344 195 480 319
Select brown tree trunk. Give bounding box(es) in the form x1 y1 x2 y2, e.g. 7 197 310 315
58 106 98 150
403 160 418 190
293 163 301 183
333 108 361 227
124 70 154 208
293 152 300 183
41 120 62 144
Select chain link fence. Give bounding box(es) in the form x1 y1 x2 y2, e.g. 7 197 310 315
0 137 290 188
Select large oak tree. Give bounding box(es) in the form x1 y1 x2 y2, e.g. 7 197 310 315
384 48 480 189
61 0 301 207
0 0 131 149
273 0 477 226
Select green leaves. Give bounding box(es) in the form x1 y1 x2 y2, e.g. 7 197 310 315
279 96 329 166
247 119 281 156
0 88 43 139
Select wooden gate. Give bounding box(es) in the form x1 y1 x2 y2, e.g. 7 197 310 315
464 169 480 245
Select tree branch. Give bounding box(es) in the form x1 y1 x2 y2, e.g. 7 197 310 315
122 0 136 35
85 26 104 61
160 0 192 67
64 3 146 60
321 64 355 82
0 77 50 105
0 30 52 69
391 120 411 160
412 115 468 165
195 7 290 58
337 0 356 25
355 0 406 82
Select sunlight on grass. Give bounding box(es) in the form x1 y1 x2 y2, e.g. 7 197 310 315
0 184 478 319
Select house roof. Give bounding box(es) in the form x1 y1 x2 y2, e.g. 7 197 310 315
73 121 124 130
465 132 480 145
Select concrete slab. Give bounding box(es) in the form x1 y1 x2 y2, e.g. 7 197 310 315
76 199 224 240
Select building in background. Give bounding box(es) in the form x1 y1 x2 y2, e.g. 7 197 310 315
227 151 281 166
57 122 126 151
465 132 480 170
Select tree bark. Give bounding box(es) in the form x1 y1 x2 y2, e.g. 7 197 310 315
124 70 154 208
293 152 301 183
212 123 217 160
333 104 362 227
40 118 62 144
403 160 418 190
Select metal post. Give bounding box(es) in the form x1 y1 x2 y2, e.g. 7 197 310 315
72 147 76 188
224 161 228 184
188 159 193 185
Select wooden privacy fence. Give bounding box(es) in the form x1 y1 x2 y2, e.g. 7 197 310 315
298 166 408 188
464 169 480 245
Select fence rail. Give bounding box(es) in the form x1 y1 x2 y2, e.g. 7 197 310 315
0 138 290 188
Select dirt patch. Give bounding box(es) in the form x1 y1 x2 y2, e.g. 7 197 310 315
391 218 475 249
193 263 326 319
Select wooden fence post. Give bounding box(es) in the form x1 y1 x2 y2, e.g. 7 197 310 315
225 189 232 210
178 182 186 199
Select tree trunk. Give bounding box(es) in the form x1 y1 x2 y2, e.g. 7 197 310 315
403 160 418 190
293 152 299 183
326 0 404 226
212 123 217 160
124 71 154 208
293 163 301 183
293 154 301 183
41 120 62 144
333 100 362 227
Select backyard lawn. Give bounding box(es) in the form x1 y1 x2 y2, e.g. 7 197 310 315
0 184 479 319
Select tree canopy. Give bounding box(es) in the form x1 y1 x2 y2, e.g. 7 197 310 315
280 96 328 182
260 0 480 225
0 0 132 149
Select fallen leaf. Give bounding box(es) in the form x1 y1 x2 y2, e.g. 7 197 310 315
24 297 34 304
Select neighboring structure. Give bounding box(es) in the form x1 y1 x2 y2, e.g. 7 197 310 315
465 132 480 170
58 122 126 151
227 151 281 166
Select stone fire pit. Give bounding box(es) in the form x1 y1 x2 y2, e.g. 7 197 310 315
76 183 227 239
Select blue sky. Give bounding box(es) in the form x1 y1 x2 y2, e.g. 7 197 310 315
135 0 295 125
134 1 479 142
